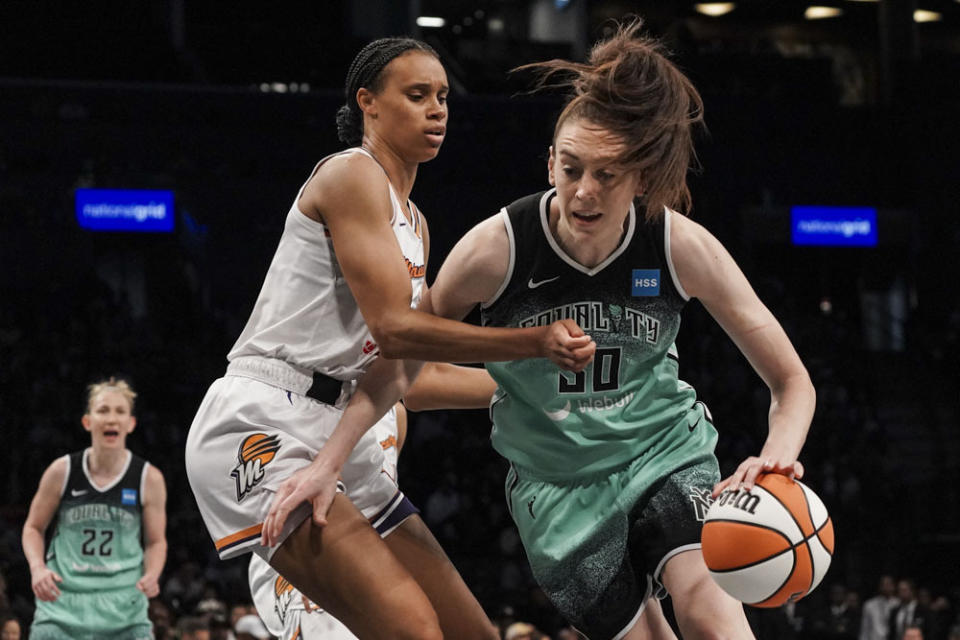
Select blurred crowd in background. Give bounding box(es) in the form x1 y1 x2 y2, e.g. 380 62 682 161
1 2 959 638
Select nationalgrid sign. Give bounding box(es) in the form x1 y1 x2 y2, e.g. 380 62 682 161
75 188 175 233
790 206 877 247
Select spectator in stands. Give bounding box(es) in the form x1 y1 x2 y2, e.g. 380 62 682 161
505 620 550 640
148 599 175 640
0 615 21 640
861 575 899 640
890 579 927 640
177 615 211 640
809 583 859 639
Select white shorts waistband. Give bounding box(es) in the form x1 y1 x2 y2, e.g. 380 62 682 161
226 356 318 395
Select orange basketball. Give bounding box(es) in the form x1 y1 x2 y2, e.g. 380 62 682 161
701 473 834 607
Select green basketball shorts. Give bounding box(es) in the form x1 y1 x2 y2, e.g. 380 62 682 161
505 455 720 640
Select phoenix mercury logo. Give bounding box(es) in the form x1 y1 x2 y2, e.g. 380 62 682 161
273 575 295 626
231 433 281 502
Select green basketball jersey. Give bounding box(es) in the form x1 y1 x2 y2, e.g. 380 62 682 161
482 190 718 480
45 450 147 592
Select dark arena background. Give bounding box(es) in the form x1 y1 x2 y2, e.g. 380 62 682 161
1 1 959 638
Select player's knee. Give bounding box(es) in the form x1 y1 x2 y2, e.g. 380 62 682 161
673 579 752 639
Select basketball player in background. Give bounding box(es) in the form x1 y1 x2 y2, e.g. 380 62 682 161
22 378 167 640
186 35 585 640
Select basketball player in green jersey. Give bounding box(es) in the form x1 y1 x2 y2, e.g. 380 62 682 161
418 22 813 640
22 378 167 640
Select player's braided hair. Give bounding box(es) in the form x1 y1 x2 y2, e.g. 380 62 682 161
515 18 705 218
336 37 439 147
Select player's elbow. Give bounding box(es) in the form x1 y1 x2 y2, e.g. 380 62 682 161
369 312 419 360
401 387 429 412
794 368 816 404
773 367 816 408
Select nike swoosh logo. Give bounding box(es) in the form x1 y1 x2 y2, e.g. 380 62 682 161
528 276 560 289
71 489 88 497
544 401 571 421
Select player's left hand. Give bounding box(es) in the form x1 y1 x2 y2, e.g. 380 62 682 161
136 573 160 598
261 456 341 548
712 455 804 498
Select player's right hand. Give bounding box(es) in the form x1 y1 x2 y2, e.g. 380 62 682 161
260 456 340 548
543 319 595 372
31 565 63 602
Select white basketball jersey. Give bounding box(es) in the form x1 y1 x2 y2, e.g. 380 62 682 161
228 148 426 381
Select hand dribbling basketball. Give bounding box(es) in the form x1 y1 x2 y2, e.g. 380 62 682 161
702 473 834 607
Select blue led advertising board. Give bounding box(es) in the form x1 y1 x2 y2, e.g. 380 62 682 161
75 188 174 232
791 206 877 247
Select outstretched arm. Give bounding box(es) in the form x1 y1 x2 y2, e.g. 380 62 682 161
670 213 815 497
402 363 497 412
137 464 167 598
23 457 67 602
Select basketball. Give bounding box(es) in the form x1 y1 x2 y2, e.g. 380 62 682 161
701 473 834 608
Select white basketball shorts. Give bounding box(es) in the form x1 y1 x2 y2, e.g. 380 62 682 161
185 356 414 560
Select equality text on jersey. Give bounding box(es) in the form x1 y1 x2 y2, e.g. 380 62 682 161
518 301 661 344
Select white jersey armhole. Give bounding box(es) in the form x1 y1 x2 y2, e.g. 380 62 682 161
480 208 516 309
663 207 691 302
58 454 71 498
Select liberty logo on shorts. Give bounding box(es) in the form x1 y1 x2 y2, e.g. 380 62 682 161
273 575 295 626
231 433 281 502
688 487 714 522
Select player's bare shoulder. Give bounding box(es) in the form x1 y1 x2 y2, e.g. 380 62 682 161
300 152 390 224
667 210 725 300
464 213 512 272
667 209 709 256
40 455 69 492
431 212 512 317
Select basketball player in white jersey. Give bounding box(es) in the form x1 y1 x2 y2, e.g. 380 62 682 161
186 37 589 640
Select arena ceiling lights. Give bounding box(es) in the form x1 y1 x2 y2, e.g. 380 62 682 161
804 6 844 19
416 16 446 28
914 9 943 21
695 3 736 16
